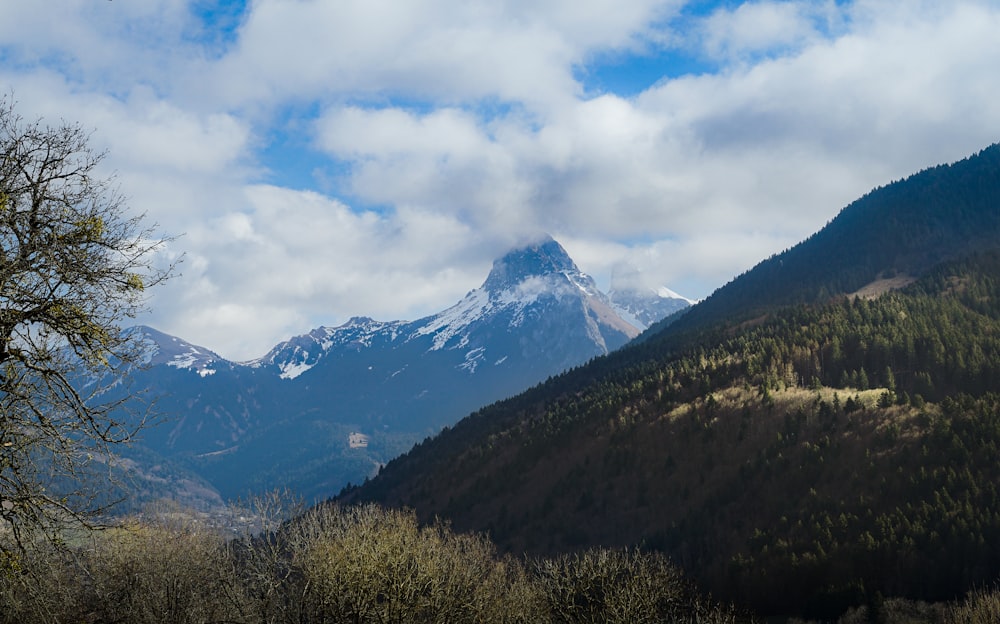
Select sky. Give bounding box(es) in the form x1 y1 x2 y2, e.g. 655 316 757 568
2 0 999 360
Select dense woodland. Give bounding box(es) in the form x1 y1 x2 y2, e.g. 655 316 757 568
348 232 1000 616
250 144 1000 620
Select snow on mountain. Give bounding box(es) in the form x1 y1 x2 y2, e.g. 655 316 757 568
608 287 693 330
135 326 223 377
250 326 335 380
415 236 638 354
481 235 580 292
414 270 609 351
135 238 691 384
655 285 697 304
607 264 695 330
253 236 659 380
119 237 695 501
251 317 406 379
413 287 491 351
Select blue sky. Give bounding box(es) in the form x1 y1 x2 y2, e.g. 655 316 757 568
1 0 999 359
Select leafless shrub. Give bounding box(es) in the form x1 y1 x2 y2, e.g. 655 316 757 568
532 547 741 624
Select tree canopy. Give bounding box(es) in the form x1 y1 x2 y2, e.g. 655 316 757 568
0 97 173 550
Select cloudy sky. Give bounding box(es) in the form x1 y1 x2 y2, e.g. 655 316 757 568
2 0 999 360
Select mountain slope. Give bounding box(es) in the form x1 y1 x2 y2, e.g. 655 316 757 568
342 143 1000 618
645 143 1000 337
125 236 688 502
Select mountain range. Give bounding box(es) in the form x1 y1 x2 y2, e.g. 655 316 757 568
118 236 691 505
342 143 1000 618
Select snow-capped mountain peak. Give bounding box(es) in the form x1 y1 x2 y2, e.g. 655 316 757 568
654 285 697 305
414 236 626 352
605 263 695 330
608 285 693 331
482 235 580 295
249 325 337 379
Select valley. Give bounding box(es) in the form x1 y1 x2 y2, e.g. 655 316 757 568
113 236 691 509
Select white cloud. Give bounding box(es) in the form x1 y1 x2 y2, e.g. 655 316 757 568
0 0 205 98
697 1 838 62
316 107 487 160
4 0 1000 359
0 72 255 253
209 0 673 113
145 185 494 359
304 1 1000 273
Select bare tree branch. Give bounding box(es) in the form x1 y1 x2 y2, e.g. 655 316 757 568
0 95 177 555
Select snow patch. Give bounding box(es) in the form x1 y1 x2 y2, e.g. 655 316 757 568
415 288 492 350
167 349 217 376
414 272 599 352
459 347 486 373
610 303 645 330
168 353 200 369
279 361 314 380
656 286 698 304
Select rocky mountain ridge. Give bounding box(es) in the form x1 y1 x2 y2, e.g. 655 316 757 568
120 236 692 503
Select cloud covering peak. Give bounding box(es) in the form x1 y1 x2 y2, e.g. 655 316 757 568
2 0 999 359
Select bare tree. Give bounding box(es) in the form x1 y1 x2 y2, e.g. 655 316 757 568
0 96 174 553
533 548 697 624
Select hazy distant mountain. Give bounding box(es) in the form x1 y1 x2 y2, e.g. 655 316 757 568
342 143 1000 618
123 236 689 502
608 285 694 329
607 264 695 329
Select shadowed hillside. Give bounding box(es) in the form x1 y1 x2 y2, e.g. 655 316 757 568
342 144 1000 619
648 143 1000 335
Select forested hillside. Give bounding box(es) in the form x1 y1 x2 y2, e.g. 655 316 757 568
649 143 1000 334
345 145 1000 618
